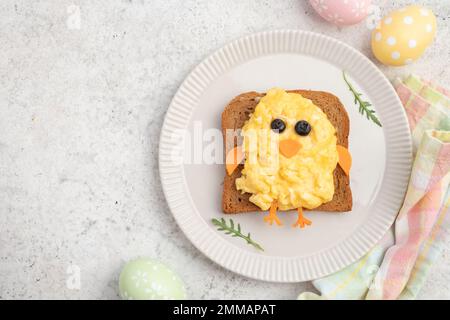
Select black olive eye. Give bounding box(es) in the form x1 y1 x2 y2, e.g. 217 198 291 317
271 119 286 133
295 120 311 136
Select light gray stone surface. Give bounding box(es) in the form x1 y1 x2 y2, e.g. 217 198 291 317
0 0 449 299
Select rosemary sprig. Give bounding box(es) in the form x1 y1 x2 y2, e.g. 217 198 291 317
343 71 382 127
211 218 264 252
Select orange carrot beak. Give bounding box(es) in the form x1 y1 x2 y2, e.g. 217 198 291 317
279 139 301 158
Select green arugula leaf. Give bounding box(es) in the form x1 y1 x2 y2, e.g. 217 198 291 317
343 71 382 127
211 218 264 252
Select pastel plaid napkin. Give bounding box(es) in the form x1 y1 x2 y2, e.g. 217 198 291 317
299 75 450 300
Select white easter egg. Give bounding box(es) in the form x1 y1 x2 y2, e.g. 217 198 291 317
309 0 372 26
371 5 437 66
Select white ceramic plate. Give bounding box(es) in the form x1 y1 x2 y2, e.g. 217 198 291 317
159 30 412 282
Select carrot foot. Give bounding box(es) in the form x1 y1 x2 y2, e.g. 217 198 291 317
264 200 282 226
293 207 312 228
264 214 282 226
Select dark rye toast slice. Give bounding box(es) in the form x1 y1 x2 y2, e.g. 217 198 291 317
222 90 352 214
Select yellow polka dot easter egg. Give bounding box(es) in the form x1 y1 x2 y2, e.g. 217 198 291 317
371 5 437 66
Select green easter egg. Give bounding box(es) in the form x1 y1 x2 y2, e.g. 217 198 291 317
119 258 187 300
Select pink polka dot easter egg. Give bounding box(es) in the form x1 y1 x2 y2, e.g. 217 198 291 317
309 0 372 26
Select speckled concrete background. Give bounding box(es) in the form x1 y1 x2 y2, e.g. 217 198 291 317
0 0 449 299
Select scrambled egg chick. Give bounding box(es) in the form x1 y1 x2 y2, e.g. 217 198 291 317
234 88 340 227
